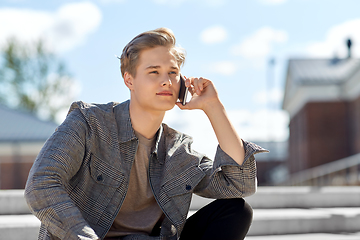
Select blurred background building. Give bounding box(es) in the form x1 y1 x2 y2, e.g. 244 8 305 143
252 141 288 185
282 40 360 186
0 105 57 189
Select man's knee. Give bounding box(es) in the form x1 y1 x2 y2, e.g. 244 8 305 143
219 198 253 226
204 198 253 239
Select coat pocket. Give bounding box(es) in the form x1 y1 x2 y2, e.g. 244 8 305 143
162 166 205 197
89 153 125 188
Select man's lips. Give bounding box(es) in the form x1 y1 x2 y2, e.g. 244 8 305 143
156 91 173 96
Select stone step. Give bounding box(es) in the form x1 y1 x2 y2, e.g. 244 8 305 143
1 187 360 239
190 186 360 210
0 215 40 240
2 187 359 215
0 190 30 215
246 186 360 209
248 207 360 235
3 207 360 240
189 207 360 236
245 232 360 240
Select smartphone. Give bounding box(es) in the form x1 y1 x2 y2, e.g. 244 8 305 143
178 74 189 105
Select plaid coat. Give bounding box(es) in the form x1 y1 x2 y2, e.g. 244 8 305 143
25 100 267 240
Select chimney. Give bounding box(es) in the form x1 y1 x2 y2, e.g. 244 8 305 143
347 38 352 58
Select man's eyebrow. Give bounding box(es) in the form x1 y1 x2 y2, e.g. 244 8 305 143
145 65 179 70
146 65 160 69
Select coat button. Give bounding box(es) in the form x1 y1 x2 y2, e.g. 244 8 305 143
97 175 103 181
186 185 192 191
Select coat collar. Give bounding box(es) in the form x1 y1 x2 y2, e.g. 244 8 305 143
114 100 137 143
114 100 165 163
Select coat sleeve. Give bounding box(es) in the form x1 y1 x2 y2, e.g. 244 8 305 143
24 109 99 240
194 140 268 199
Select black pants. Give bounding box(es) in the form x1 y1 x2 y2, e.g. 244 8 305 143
179 198 253 240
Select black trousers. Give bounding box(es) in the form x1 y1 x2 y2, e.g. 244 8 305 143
179 198 253 240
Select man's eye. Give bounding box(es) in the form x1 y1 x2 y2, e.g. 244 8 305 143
150 71 158 74
169 71 177 74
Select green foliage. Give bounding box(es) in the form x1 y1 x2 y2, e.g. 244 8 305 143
0 38 76 122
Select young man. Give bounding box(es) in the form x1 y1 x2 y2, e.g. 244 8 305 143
25 28 267 240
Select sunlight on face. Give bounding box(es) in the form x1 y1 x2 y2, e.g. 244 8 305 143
128 46 181 113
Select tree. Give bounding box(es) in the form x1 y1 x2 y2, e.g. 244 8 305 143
0 38 77 122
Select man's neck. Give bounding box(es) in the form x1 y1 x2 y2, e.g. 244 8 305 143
129 101 165 139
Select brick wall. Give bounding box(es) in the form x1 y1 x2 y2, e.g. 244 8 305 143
0 142 44 189
288 101 351 173
288 106 308 173
349 95 360 154
0 155 35 189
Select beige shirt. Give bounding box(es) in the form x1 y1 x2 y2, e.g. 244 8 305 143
106 131 164 237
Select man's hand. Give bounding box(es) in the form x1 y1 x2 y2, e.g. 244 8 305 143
176 76 245 165
176 76 220 113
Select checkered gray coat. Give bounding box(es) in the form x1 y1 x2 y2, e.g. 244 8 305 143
25 100 267 240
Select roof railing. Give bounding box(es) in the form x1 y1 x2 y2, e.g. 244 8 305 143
282 153 360 186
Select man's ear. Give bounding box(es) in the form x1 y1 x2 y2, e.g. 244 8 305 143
124 72 134 90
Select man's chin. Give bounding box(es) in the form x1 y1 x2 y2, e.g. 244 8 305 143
156 99 177 111
160 103 176 112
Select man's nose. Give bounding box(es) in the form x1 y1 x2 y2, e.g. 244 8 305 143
161 74 172 86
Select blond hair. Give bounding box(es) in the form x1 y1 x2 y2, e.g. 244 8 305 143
120 27 186 78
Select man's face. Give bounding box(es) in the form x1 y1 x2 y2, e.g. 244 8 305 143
126 46 181 113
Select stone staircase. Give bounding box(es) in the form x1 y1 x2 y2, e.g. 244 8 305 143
0 190 40 239
191 186 360 239
1 187 360 240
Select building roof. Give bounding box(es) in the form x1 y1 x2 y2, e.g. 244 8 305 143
288 58 360 85
282 57 360 118
0 105 58 142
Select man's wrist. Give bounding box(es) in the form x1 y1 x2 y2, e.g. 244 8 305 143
203 100 224 117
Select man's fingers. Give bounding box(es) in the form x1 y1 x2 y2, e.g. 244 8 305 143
185 76 208 96
194 78 203 95
198 77 204 91
188 86 195 96
184 76 191 88
176 102 190 110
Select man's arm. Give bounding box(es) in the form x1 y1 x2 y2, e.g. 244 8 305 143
203 101 245 165
176 77 245 165
25 109 99 240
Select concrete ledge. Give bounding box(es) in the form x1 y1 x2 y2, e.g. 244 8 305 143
245 232 360 240
189 207 360 235
2 187 360 239
248 207 360 236
0 190 30 215
3 187 360 215
190 186 360 210
0 215 40 240
245 186 360 209
2 209 360 239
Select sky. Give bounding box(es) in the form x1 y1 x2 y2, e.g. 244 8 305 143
1 0 360 158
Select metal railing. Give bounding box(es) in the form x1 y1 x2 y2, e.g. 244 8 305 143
284 153 360 186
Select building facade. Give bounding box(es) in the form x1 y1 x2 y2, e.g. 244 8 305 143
282 57 360 174
0 105 58 189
